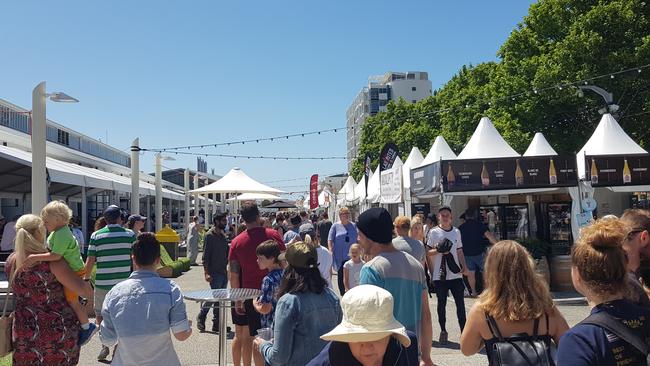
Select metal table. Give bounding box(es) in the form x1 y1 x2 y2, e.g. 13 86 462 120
184 288 261 366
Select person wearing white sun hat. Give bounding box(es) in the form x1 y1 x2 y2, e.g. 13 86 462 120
307 284 420 366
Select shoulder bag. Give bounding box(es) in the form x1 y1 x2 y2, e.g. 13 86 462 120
486 313 555 366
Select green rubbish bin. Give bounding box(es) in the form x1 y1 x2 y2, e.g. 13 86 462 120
156 225 180 261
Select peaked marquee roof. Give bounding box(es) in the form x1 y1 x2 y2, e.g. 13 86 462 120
523 132 558 156
457 117 520 159
190 167 284 194
420 136 457 166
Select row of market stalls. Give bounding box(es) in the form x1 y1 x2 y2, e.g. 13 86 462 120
324 113 650 290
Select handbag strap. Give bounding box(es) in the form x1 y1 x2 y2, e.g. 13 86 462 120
580 311 649 356
485 313 504 341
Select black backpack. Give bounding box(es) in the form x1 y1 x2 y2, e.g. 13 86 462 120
579 311 650 366
485 313 556 366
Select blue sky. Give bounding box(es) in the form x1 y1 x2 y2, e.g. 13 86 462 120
1 0 534 194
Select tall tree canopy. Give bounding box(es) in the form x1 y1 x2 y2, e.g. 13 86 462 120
351 0 650 180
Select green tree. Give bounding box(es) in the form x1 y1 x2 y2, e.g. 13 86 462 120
352 0 650 176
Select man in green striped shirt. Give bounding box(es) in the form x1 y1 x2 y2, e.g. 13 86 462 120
84 205 136 361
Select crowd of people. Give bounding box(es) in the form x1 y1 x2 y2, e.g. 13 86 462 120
5 198 650 365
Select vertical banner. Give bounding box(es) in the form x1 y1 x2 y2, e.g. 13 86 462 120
309 174 319 209
379 142 399 171
364 154 372 198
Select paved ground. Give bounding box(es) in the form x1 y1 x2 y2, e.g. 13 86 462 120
79 254 591 365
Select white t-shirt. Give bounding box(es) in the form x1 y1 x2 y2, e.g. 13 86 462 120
316 245 333 287
426 226 463 281
343 259 365 289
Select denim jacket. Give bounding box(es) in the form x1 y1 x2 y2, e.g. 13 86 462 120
100 270 190 366
260 287 342 366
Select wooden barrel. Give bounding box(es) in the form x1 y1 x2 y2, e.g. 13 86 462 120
549 255 576 292
535 257 551 288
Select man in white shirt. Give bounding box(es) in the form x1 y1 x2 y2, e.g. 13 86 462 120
426 206 468 344
0 216 17 252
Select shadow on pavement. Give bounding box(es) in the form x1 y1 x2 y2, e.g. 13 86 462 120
432 340 460 350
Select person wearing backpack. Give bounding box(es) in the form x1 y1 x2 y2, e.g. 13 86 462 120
460 240 569 365
557 218 650 366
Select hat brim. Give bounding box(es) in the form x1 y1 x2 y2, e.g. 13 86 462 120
320 320 411 347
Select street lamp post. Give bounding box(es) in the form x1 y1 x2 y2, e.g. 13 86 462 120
577 84 620 116
131 138 140 215
31 82 78 214
155 153 175 231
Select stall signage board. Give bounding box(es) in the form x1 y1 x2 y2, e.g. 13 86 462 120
585 154 650 187
380 163 403 204
410 162 441 196
442 156 577 192
411 203 431 217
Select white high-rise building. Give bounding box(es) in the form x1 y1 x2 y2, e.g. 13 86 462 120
346 71 432 170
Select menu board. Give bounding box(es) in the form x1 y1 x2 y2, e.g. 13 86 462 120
585 154 650 187
410 162 441 196
442 156 577 192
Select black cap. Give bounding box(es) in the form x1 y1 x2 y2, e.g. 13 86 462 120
357 207 393 244
128 214 147 223
104 205 121 220
438 205 452 213
290 214 302 226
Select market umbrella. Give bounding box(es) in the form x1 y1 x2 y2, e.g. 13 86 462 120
264 201 298 209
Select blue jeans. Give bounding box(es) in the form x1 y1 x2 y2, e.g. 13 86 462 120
198 273 228 323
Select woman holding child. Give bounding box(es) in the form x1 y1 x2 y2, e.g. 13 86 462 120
9 213 93 366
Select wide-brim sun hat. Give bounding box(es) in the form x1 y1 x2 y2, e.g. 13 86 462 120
320 284 411 347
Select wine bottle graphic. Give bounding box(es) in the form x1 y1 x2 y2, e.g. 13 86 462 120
590 158 599 184
623 158 632 184
481 161 490 187
447 162 456 189
549 158 557 185
515 159 524 186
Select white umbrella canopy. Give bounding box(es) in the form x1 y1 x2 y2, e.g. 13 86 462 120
189 167 284 194
523 132 558 156
457 117 520 159
226 192 282 201
421 136 458 166
403 147 424 189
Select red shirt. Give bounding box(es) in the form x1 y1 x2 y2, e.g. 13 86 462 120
228 226 285 289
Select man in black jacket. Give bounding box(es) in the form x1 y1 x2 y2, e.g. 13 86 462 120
197 213 230 332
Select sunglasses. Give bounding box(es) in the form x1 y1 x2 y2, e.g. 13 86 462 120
627 228 647 241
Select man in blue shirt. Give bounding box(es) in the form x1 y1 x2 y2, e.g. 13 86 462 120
328 207 358 295
357 207 434 366
100 233 192 366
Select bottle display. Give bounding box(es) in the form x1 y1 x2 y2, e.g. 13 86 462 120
481 161 490 187
515 159 524 186
590 158 599 184
549 158 558 185
623 158 632 184
447 162 455 188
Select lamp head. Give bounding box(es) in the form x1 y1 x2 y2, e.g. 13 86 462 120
48 92 79 103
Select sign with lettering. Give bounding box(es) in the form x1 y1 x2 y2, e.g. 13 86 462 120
409 162 441 197
585 154 650 187
380 159 403 204
441 156 577 192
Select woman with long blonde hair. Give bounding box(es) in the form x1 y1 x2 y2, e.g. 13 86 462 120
10 214 92 366
460 240 568 360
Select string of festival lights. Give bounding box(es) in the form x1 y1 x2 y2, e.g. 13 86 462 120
138 63 649 156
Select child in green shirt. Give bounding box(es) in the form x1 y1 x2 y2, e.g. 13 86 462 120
24 200 97 346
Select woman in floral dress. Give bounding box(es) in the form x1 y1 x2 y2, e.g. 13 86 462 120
9 214 92 366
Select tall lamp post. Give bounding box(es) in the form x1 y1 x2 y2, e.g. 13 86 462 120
31 82 78 214
155 153 175 231
577 84 620 117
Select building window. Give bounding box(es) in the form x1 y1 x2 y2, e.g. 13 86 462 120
412 100 417 104
407 73 415 80
57 129 70 146
412 86 416 91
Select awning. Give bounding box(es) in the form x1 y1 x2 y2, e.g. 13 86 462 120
0 145 184 200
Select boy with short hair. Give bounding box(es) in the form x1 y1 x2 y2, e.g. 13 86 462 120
25 200 96 345
253 240 283 330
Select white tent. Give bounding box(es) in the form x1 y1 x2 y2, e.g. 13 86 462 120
402 147 424 217
457 117 520 159
353 175 367 204
420 136 457 166
227 192 281 201
523 133 558 157
403 147 424 189
380 156 404 204
577 113 648 180
337 176 358 206
190 167 284 194
366 166 381 204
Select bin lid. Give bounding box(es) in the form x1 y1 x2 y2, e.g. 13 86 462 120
156 225 180 243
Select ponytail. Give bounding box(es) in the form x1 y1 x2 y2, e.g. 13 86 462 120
13 214 47 275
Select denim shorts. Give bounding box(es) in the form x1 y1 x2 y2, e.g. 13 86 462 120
465 253 485 272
